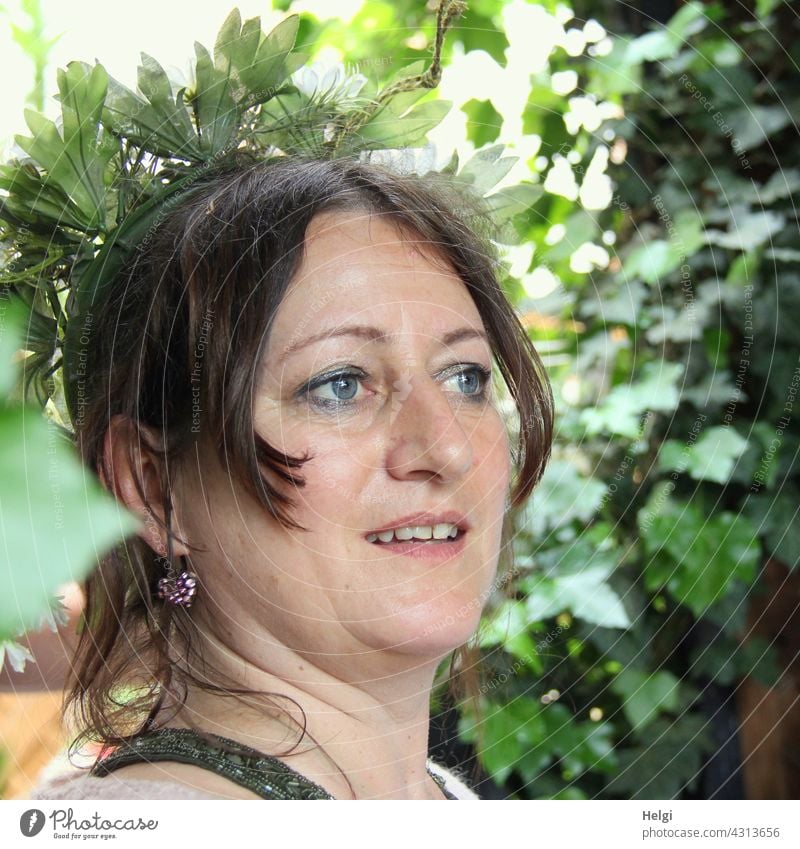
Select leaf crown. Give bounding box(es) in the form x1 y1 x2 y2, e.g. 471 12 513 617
0 1 539 425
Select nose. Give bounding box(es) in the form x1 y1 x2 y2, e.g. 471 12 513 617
385 370 473 482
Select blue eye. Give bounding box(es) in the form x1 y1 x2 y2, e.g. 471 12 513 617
298 364 491 411
319 373 360 402
301 369 366 409
450 365 491 397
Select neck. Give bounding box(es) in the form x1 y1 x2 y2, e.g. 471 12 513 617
162 615 451 800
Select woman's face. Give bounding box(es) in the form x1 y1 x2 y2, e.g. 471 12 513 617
179 209 511 667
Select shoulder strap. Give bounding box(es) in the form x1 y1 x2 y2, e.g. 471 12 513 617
89 727 334 800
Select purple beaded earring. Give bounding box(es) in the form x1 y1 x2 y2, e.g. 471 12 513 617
156 492 198 608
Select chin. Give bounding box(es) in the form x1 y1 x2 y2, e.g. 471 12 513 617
364 595 486 659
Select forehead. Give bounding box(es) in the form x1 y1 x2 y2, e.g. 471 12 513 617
275 209 483 326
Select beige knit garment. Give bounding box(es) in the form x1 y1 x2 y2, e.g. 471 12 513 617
28 756 480 800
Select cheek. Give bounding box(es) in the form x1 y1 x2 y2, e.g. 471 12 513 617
288 432 379 523
473 412 512 491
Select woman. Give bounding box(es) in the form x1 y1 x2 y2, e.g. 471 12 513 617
28 155 553 800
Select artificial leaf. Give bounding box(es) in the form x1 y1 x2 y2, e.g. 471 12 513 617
355 99 452 150
457 144 518 197
193 41 239 155
103 56 202 160
15 62 112 229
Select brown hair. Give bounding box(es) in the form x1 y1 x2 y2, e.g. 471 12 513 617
61 154 554 789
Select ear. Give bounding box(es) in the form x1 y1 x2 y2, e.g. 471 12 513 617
99 414 191 559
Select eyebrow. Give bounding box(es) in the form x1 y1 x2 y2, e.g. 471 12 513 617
278 324 490 365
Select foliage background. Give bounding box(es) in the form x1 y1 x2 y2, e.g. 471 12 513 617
1 0 797 800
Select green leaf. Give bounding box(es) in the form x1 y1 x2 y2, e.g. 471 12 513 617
522 538 631 629
603 716 711 798
461 98 502 147
460 697 544 784
103 55 203 160
520 459 607 536
726 104 792 151
231 14 300 106
15 62 112 229
657 426 749 484
622 240 681 284
483 182 543 227
611 668 680 731
744 491 800 570
0 405 140 641
207 10 300 114
356 98 452 150
639 500 761 617
705 210 785 252
624 2 708 64
457 144 518 197
0 297 27 398
561 581 630 629
756 0 781 17
581 362 683 438
193 41 239 155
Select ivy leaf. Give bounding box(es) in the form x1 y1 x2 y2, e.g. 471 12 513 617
560 581 631 629
520 459 607 536
704 210 785 251
624 1 708 64
726 104 792 151
581 362 683 438
524 538 631 628
0 406 140 641
639 499 761 617
602 716 712 798
478 600 542 666
459 697 544 784
744 491 800 570
0 304 140 641
657 426 749 484
623 240 680 285
610 668 681 731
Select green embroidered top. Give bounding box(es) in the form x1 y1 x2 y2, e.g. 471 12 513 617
90 727 458 800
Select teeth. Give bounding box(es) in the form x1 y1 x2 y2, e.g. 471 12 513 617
367 523 461 543
433 523 451 539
